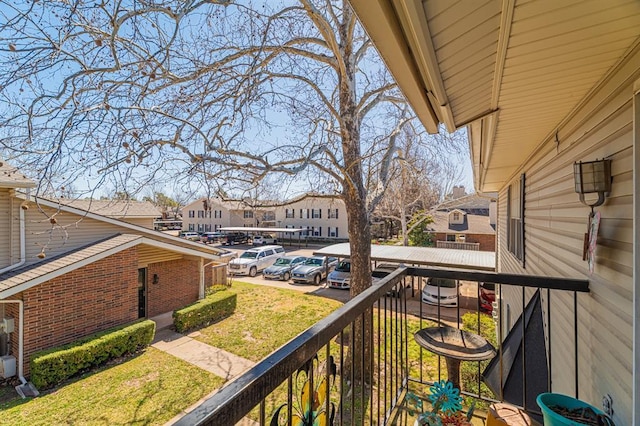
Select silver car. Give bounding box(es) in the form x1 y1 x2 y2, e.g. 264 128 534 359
291 256 338 285
263 256 307 281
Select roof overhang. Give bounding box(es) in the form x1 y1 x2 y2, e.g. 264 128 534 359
350 0 640 192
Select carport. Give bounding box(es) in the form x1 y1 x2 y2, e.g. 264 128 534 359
313 243 496 298
313 242 495 271
219 227 308 247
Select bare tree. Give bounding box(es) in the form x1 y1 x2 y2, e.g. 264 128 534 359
0 0 417 297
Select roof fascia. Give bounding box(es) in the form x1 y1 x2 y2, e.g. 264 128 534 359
349 0 440 133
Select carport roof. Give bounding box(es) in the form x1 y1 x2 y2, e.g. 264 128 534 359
313 243 495 272
219 227 307 233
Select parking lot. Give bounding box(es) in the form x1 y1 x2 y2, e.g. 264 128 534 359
218 242 485 323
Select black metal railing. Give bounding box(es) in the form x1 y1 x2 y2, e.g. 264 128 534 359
176 266 589 425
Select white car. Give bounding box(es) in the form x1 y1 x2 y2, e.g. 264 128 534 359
228 245 285 277
421 277 459 307
327 259 351 289
252 234 277 245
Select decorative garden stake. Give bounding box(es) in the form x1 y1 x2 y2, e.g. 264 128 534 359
407 381 473 426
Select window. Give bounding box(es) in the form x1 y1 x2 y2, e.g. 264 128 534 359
244 210 253 219
507 174 525 264
197 224 203 232
285 208 294 219
312 227 321 237
328 227 339 238
328 208 338 219
205 224 211 232
197 210 204 218
453 212 461 221
188 224 195 231
188 210 195 218
300 209 309 219
312 209 321 219
446 234 456 242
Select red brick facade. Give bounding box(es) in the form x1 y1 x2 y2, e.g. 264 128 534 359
146 259 201 318
9 247 204 377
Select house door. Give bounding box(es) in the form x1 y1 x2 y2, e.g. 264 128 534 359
137 268 147 319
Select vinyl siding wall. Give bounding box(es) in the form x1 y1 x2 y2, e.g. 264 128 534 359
0 189 18 269
496 48 639 425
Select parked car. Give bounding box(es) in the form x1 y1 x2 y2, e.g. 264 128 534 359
252 233 277 245
263 255 307 281
222 232 249 246
291 256 338 285
372 263 409 297
179 231 200 241
200 231 224 244
327 259 351 289
421 277 459 307
228 245 285 277
479 282 496 313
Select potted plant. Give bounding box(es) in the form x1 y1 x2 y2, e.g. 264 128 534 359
536 393 615 426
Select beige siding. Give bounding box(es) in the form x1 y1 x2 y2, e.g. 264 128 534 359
138 244 183 268
181 198 231 232
21 203 130 266
274 197 348 239
0 189 19 269
497 49 639 425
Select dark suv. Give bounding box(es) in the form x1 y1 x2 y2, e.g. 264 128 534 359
222 232 249 246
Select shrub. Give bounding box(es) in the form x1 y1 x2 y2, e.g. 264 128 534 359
173 290 236 333
30 320 155 390
205 284 229 296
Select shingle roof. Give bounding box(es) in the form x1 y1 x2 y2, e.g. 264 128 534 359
0 234 142 296
436 194 494 211
0 161 36 189
61 199 161 218
426 211 496 235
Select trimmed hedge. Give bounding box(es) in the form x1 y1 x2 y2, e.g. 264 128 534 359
173 290 236 333
30 319 155 390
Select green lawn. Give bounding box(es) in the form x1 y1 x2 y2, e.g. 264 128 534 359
0 348 223 426
194 281 343 361
0 281 495 425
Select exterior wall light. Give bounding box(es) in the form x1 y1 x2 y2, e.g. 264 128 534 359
573 159 612 209
152 274 159 285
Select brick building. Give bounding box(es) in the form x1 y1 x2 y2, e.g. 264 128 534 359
0 162 233 379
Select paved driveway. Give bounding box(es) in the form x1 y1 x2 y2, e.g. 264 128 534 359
218 243 485 323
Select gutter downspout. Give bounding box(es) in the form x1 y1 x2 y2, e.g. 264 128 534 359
0 199 27 275
0 300 26 385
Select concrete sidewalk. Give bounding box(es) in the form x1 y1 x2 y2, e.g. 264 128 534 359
152 328 254 380
150 314 257 425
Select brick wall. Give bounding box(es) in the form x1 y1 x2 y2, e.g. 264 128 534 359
146 259 200 317
17 247 139 376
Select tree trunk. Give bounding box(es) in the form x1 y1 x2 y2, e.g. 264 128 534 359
337 2 373 403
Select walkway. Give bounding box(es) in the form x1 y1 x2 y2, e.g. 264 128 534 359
150 313 257 425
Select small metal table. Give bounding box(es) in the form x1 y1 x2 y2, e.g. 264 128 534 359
414 326 496 389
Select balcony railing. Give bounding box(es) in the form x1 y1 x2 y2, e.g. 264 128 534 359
176 266 589 425
436 241 480 251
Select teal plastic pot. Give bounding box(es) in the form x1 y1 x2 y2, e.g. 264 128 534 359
536 393 605 425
